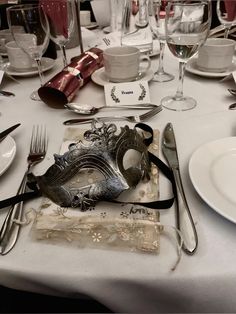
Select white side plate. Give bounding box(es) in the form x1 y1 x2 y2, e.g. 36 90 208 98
189 137 236 224
0 136 16 176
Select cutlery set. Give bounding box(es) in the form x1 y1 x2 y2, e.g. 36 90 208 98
0 125 47 255
0 118 198 256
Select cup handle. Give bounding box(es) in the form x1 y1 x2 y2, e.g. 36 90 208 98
139 55 151 78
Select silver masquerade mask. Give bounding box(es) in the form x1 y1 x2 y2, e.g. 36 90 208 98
31 121 151 210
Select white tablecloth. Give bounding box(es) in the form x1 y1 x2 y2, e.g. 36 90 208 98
0 34 236 312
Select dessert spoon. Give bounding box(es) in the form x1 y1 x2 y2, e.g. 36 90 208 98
64 103 157 115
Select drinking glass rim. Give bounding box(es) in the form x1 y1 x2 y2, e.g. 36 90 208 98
7 3 41 12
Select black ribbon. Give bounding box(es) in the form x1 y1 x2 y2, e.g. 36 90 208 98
0 123 176 211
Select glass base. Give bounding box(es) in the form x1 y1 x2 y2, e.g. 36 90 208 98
152 71 175 82
161 95 197 111
30 90 41 101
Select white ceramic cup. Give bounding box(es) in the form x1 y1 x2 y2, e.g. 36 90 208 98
91 0 111 27
6 41 34 71
197 38 235 73
80 10 91 26
0 27 24 54
103 46 151 82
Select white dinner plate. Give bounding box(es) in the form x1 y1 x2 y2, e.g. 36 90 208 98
0 136 16 177
5 57 55 77
85 22 98 30
91 67 154 86
186 57 236 78
189 137 236 224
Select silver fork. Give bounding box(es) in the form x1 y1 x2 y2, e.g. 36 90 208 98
0 125 48 255
63 105 162 125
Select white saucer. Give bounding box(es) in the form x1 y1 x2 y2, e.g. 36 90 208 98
103 26 111 34
0 136 16 177
85 22 98 30
186 57 236 78
91 67 154 86
189 137 236 224
5 57 55 77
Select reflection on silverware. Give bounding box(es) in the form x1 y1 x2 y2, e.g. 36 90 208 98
162 122 198 255
0 90 15 97
63 105 162 125
64 103 158 115
0 125 48 255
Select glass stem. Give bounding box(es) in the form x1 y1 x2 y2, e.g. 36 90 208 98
156 40 165 74
35 58 44 86
61 44 68 67
175 61 186 100
224 27 230 38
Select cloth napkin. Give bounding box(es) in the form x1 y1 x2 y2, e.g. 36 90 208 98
31 126 161 254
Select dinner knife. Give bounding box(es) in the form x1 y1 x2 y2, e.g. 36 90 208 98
0 123 21 143
162 122 198 255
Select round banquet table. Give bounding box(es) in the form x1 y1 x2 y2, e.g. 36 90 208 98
0 32 236 313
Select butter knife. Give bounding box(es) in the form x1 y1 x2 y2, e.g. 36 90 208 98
162 123 198 255
0 123 21 143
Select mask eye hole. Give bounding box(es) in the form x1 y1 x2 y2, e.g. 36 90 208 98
123 149 142 170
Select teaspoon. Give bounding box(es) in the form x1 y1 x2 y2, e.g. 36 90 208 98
64 102 158 115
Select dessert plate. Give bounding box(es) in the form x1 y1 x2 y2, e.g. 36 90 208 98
91 67 154 86
5 57 55 77
186 57 236 78
0 136 16 177
189 137 236 224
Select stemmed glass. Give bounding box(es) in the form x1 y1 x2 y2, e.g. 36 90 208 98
7 4 50 101
161 0 211 111
149 0 174 82
216 0 236 38
40 0 75 68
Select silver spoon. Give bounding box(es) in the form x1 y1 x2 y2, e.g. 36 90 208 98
64 103 157 115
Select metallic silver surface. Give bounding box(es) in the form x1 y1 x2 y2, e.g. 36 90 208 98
32 121 151 210
162 122 198 255
64 103 158 115
0 125 47 255
63 105 162 125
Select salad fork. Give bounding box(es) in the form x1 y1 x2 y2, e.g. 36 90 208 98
0 125 48 255
63 105 162 125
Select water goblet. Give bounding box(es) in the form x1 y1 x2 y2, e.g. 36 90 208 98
216 0 236 38
161 0 211 111
40 0 75 68
7 4 50 101
149 0 174 82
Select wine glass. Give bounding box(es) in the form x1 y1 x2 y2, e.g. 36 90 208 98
7 4 50 101
149 0 174 82
161 0 211 111
216 0 236 38
40 0 75 68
